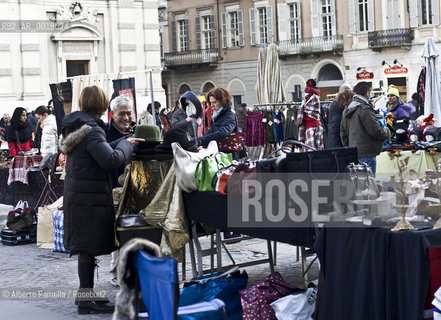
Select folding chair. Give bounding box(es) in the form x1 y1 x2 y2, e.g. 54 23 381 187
133 248 228 320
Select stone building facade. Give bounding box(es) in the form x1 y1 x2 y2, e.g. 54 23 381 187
0 0 164 116
161 0 441 108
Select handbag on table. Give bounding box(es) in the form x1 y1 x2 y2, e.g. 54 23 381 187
195 152 233 192
172 140 218 192
218 129 245 152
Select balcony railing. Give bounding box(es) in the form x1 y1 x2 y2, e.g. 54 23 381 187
368 28 413 49
163 48 219 67
277 35 343 56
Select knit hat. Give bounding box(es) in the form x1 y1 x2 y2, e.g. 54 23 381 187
409 127 423 142
306 79 317 89
387 85 400 97
180 91 202 119
393 117 410 143
156 128 198 153
424 125 439 141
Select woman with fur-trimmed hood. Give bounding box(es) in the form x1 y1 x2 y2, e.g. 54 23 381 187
59 85 143 315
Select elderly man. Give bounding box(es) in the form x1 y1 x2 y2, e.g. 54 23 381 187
105 96 136 143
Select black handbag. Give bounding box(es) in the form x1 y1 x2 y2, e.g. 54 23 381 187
275 140 358 178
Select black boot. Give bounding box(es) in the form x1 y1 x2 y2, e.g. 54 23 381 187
77 301 114 315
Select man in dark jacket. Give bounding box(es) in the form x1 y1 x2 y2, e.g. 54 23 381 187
105 96 136 142
340 81 391 174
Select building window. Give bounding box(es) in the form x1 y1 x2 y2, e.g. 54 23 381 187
229 12 240 47
66 60 89 77
422 0 433 24
201 16 212 49
222 10 244 48
288 3 301 40
358 0 369 31
177 19 187 52
321 0 332 37
258 7 269 44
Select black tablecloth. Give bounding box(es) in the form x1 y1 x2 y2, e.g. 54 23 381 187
182 191 315 247
314 226 441 320
0 168 64 208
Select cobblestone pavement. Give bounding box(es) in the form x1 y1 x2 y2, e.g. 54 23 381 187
0 204 319 319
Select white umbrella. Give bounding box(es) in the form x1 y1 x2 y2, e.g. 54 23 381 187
421 37 441 127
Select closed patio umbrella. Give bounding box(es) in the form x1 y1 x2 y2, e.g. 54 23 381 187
421 37 441 126
256 43 286 104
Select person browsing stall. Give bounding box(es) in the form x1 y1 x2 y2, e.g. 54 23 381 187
5 107 33 157
35 105 58 158
105 96 136 143
340 81 391 174
193 87 236 153
326 84 353 148
59 85 144 315
172 93 200 138
0 113 10 141
386 85 416 118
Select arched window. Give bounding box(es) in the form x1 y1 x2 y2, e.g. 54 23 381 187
318 64 343 81
178 84 191 94
202 82 214 93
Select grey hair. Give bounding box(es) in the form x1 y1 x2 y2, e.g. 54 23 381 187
339 83 351 92
110 96 133 112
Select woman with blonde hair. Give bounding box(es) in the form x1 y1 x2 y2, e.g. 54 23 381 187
59 85 143 314
326 85 354 148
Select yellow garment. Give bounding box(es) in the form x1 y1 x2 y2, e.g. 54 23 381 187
386 113 395 127
139 163 189 258
376 150 441 180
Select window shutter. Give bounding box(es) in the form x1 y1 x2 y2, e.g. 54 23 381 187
367 0 375 31
196 16 201 50
172 20 177 52
348 0 357 33
221 13 227 48
209 15 216 49
238 10 244 46
278 3 287 41
249 8 256 45
267 6 273 43
433 0 440 25
310 0 320 37
298 1 302 39
408 0 418 27
330 0 336 36
184 19 190 51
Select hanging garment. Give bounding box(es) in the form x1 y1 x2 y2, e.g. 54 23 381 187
243 111 266 147
272 110 284 143
49 81 73 135
264 110 275 143
297 93 324 151
284 108 298 140
417 67 426 114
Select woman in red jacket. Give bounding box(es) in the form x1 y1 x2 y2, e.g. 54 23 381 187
5 107 33 157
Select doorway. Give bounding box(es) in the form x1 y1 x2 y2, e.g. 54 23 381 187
387 77 407 102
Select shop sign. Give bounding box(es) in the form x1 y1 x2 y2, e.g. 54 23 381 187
356 70 374 80
384 65 408 74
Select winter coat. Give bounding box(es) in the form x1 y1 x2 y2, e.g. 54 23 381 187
326 100 344 148
59 111 134 256
388 101 416 118
40 114 59 158
194 103 236 147
5 122 33 157
171 108 197 138
340 95 391 158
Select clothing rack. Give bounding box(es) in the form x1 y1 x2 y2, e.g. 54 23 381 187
65 67 165 81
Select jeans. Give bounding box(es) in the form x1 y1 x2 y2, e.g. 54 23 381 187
359 156 377 175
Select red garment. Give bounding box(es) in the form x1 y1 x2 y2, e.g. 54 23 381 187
8 139 33 157
304 114 322 129
204 105 213 134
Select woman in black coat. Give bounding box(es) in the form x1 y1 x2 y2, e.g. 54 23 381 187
326 87 353 149
59 86 143 315
193 87 237 150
